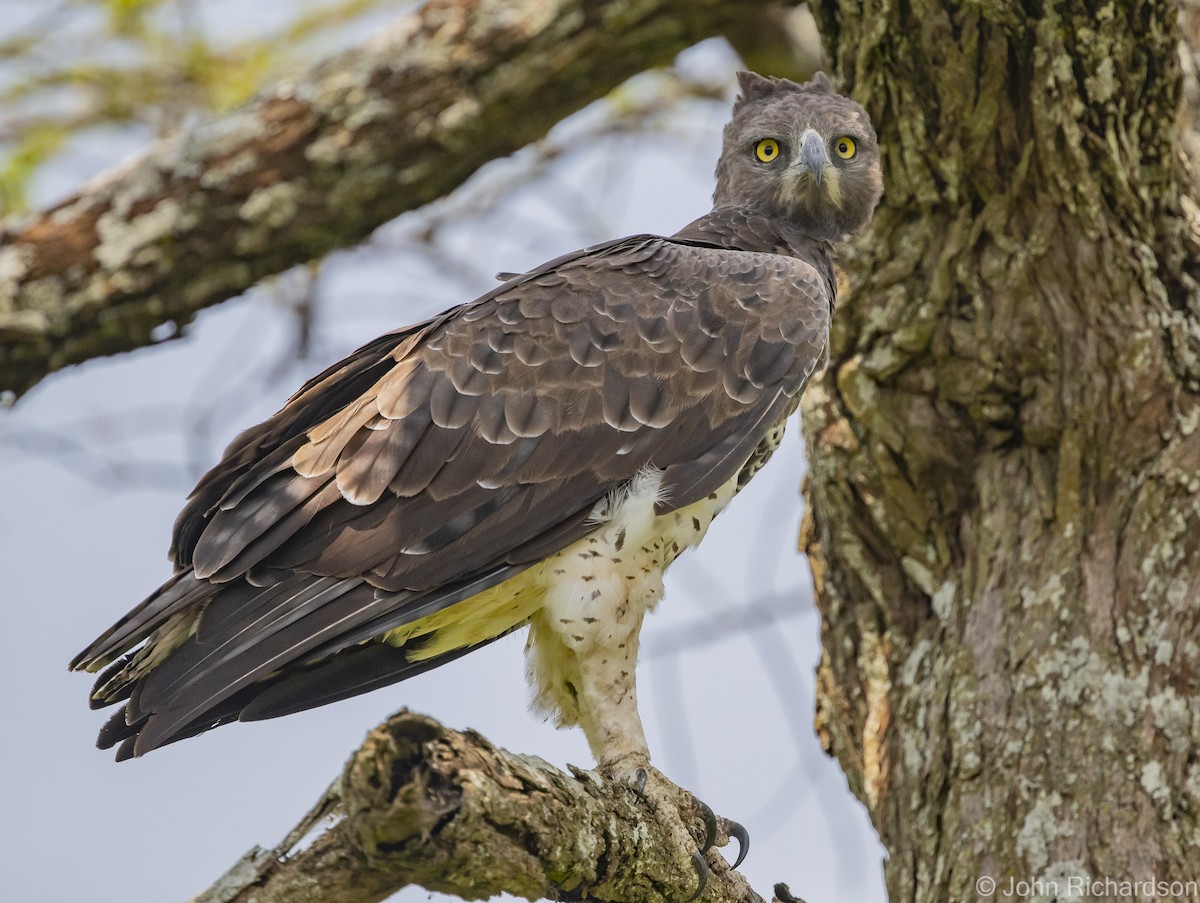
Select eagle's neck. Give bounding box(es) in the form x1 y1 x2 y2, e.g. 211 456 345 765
672 205 838 301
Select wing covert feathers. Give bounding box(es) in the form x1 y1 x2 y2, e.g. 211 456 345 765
75 222 833 758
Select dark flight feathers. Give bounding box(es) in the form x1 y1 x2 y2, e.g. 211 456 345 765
72 217 834 759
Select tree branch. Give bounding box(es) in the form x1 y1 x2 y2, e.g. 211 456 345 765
0 0 776 400
190 711 769 903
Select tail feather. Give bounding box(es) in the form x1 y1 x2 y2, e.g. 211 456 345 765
84 563 532 760
70 573 212 672
237 635 507 722
98 706 143 750
89 655 136 709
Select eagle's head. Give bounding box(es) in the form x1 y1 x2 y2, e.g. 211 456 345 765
714 71 883 241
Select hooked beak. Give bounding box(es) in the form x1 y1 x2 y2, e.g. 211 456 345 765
797 129 829 185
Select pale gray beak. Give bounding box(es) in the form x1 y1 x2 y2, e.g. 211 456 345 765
798 129 829 185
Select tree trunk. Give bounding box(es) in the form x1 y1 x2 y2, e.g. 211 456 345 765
803 1 1200 899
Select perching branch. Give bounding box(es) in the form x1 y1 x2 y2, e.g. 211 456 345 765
0 0 782 400
190 710 777 903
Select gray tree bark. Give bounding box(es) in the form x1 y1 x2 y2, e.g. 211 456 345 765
803 0 1200 899
191 711 763 903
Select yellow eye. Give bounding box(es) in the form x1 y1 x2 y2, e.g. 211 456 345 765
834 136 857 159
754 138 780 163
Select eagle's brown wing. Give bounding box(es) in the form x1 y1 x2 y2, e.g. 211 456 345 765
72 232 830 759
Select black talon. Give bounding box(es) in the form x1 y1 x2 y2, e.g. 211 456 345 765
724 818 750 869
633 767 648 798
695 799 719 851
773 882 803 903
685 851 709 902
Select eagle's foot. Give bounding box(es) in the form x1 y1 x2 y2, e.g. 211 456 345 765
599 756 749 900
599 750 652 791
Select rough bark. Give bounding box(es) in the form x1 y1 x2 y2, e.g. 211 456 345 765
0 0 779 400
802 1 1200 899
190 710 762 903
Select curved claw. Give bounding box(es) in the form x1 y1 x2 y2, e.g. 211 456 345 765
633 767 648 799
773 882 801 903
684 851 709 902
724 818 750 869
694 799 719 851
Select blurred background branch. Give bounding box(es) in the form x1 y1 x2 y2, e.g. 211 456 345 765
0 0 399 212
0 0 822 401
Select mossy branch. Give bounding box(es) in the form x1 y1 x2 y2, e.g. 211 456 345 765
0 0 780 400
189 711 776 903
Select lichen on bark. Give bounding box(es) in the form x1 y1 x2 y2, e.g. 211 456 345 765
802 0 1200 898
191 711 761 903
